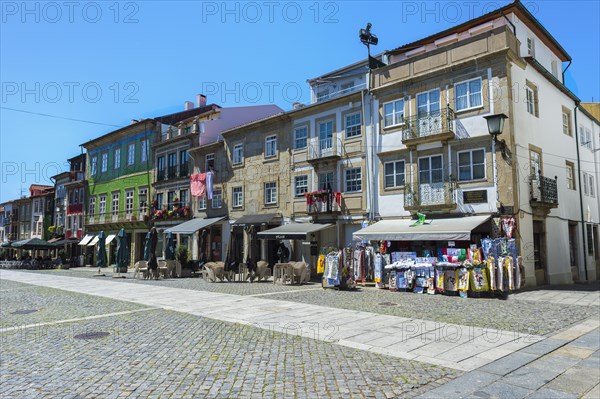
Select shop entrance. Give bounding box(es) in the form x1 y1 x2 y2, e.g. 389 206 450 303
568 223 579 281
533 221 546 285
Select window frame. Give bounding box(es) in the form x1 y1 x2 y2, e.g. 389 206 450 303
212 188 222 209
383 99 405 128
233 143 244 165
457 148 486 181
99 194 106 215
344 112 362 139
383 160 406 189
141 139 149 162
111 192 119 216
264 182 277 205
198 196 207 210
454 77 483 112
265 135 277 158
127 143 135 165
294 175 309 197
205 153 214 172
294 126 308 150
125 190 134 216
345 167 362 193
566 161 575 190
232 187 243 208
101 152 108 173
114 147 121 169
88 197 96 217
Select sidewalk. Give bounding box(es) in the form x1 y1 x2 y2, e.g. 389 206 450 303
1 269 547 372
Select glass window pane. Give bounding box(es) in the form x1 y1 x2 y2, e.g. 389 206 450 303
472 150 485 164
459 166 471 181
458 152 470 166
473 164 485 180
431 156 442 169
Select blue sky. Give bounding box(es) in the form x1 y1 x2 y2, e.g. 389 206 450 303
1 0 599 203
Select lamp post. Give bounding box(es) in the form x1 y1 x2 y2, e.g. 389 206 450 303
484 113 509 214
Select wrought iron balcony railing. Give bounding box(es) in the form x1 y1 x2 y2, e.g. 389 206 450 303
307 137 344 162
402 107 455 145
305 191 342 214
403 179 457 210
530 175 558 208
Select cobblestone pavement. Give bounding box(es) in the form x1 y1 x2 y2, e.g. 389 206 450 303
22 268 599 336
0 280 148 329
0 279 459 399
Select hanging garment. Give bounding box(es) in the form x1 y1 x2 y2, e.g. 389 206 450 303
502 217 515 239
206 171 214 199
457 267 469 291
471 267 489 291
389 270 397 291
317 254 325 274
374 253 382 283
481 238 492 259
190 173 207 197
353 250 363 281
505 256 515 291
515 256 523 290
492 217 502 238
497 256 505 291
435 268 445 291
487 257 496 291
444 269 458 291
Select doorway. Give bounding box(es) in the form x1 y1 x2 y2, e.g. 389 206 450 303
568 223 579 281
533 221 546 285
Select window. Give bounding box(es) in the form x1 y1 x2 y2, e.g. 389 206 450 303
455 78 482 111
205 154 214 172
101 153 108 173
345 112 362 138
587 224 594 256
562 110 571 136
127 143 135 165
125 190 134 216
294 175 308 197
345 167 362 192
458 149 486 181
383 99 404 127
167 191 176 210
294 126 308 149
141 139 149 162
317 90 329 102
319 172 335 191
114 148 121 169
88 197 96 216
527 37 535 57
157 156 165 180
233 144 244 165
73 189 79 205
155 193 164 210
265 135 277 158
180 190 188 207
212 188 222 208
91 156 97 175
112 193 119 216
264 182 277 205
580 127 592 149
384 160 405 188
198 196 207 210
139 188 148 213
584 173 595 197
419 155 444 184
99 195 106 215
232 187 243 208
179 150 188 176
566 162 575 190
525 82 539 117
168 153 177 178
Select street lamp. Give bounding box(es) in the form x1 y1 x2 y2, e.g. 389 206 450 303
484 113 511 164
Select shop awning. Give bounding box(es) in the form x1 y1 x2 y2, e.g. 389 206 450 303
165 216 226 235
78 234 94 246
232 213 279 226
105 234 117 245
257 223 333 240
87 235 99 246
353 215 491 241
51 238 79 247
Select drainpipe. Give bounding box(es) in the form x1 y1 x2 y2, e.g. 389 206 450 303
574 103 588 282
361 87 370 221
562 60 572 86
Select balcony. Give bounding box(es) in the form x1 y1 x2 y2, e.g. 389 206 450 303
530 175 558 214
305 191 342 215
167 167 178 180
156 170 166 182
86 210 147 228
307 138 344 164
67 204 84 214
403 180 457 212
402 107 455 146
179 166 189 178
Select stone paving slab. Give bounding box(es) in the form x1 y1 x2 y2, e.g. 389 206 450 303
0 270 545 372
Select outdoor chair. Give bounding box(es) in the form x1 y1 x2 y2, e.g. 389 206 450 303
273 263 294 284
133 261 149 279
158 260 170 279
203 262 227 282
255 260 271 282
291 261 310 285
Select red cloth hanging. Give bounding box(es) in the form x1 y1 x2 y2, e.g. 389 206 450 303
190 173 207 197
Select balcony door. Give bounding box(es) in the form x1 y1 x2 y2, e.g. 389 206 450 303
318 121 333 157
418 155 444 205
417 89 441 137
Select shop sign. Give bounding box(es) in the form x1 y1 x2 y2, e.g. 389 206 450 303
463 190 487 204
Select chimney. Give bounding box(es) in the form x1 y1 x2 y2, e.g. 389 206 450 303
184 101 194 111
196 94 207 108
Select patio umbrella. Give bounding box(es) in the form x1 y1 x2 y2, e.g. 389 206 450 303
164 232 175 260
12 238 53 250
244 225 257 273
96 231 107 268
198 229 209 263
143 231 151 261
114 228 129 273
